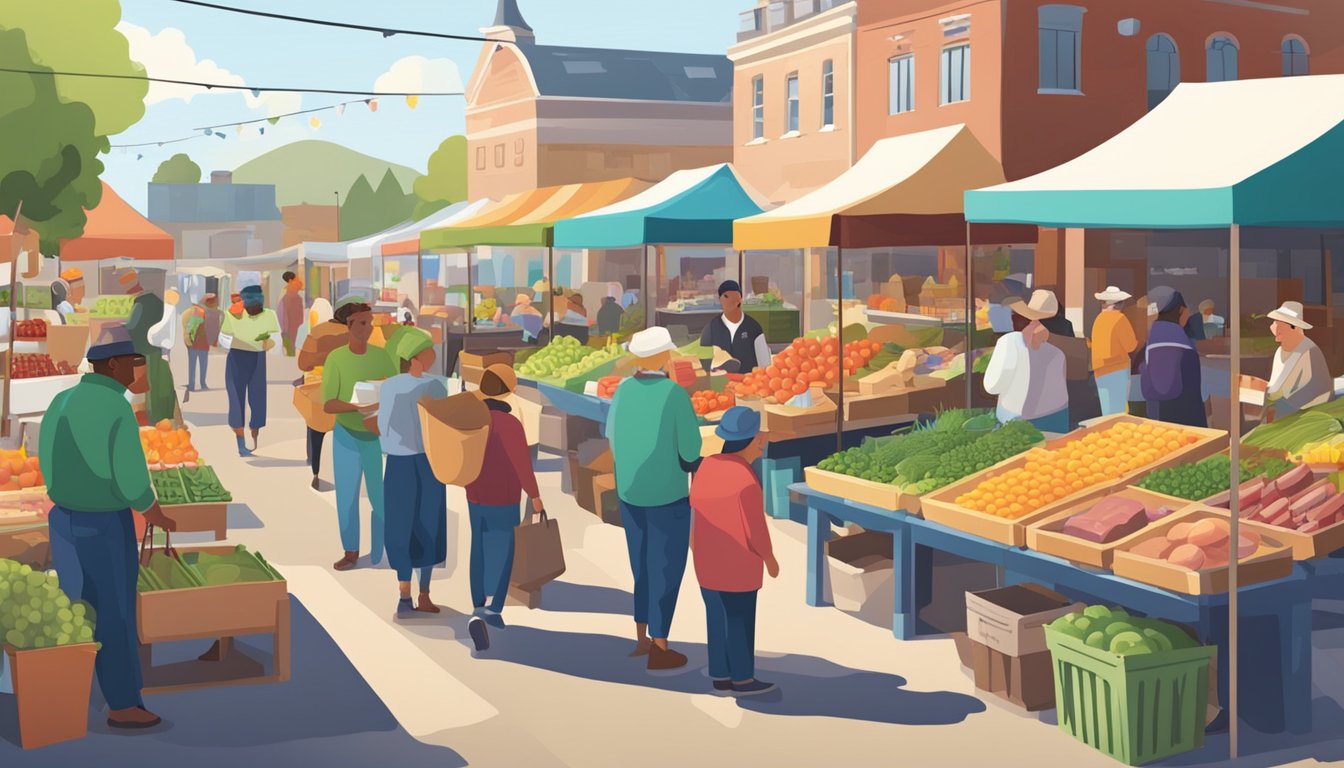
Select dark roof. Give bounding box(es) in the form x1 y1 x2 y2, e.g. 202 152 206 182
520 44 732 104
494 0 531 31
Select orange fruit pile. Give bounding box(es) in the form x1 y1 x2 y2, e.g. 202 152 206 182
0 450 42 491
955 421 1200 519
692 389 735 416
732 337 881 404
141 419 201 467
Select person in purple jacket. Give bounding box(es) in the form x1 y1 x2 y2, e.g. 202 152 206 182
1140 286 1206 428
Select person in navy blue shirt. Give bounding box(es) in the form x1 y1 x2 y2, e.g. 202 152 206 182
700 281 772 373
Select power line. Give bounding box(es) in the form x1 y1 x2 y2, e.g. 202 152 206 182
162 0 493 42
0 66 463 97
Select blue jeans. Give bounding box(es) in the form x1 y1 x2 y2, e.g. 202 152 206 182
620 498 691 639
1028 408 1070 434
702 588 758 682
384 454 447 584
47 507 143 711
225 348 266 430
187 348 209 390
468 502 519 613
334 425 385 563
1095 370 1129 416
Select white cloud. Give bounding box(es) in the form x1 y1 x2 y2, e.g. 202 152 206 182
117 22 300 117
373 56 463 94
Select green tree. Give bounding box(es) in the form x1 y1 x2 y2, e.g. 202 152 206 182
412 135 467 220
152 153 201 184
339 174 378 240
373 168 414 227
1 0 147 136
0 28 104 253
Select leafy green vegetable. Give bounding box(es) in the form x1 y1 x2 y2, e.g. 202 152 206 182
1245 410 1342 452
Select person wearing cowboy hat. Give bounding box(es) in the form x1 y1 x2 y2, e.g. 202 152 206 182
1140 286 1206 428
984 289 1069 433
607 326 703 670
1090 286 1139 416
1266 301 1332 417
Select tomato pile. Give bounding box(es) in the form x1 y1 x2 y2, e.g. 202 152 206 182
14 319 47 340
692 389 735 416
10 354 69 379
731 337 883 404
595 375 623 400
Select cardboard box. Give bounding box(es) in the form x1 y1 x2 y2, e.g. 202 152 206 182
970 640 1056 711
826 531 894 618
574 439 612 514
592 473 621 526
965 584 1080 657
459 350 514 370
537 408 603 453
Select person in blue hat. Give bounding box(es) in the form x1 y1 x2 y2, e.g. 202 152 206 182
220 283 281 455
689 405 779 696
40 326 178 729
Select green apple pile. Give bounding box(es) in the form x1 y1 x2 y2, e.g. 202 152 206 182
0 559 96 649
91 296 135 318
516 336 624 380
1047 605 1200 657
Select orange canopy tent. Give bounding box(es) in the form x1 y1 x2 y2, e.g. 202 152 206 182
58 182 174 262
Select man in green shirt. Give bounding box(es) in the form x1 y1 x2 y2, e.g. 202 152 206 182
41 329 177 730
322 296 398 571
607 326 702 671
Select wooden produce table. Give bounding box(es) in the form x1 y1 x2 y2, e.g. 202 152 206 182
136 547 290 693
791 483 1313 736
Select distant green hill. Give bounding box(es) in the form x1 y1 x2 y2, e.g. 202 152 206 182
232 140 422 206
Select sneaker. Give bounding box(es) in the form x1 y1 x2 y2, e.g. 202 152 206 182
468 616 491 652
107 706 161 730
730 679 776 697
481 610 506 630
395 598 416 620
712 679 734 693
647 644 688 671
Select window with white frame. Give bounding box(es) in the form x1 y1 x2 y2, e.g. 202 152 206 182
1206 35 1238 82
940 44 970 104
785 72 800 134
1283 37 1309 76
1038 5 1084 92
888 55 914 114
821 59 835 127
752 75 764 139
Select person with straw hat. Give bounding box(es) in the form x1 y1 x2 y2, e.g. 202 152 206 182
607 326 702 670
1090 286 1139 416
463 363 542 648
984 289 1069 433
1140 286 1206 428
372 328 449 620
1265 300 1332 417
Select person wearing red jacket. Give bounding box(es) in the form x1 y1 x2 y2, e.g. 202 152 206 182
465 364 545 632
690 406 779 696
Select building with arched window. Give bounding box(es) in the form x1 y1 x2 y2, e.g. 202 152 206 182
1207 34 1240 82
1284 36 1310 76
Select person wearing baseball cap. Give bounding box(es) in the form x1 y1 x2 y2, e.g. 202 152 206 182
41 325 176 729
689 406 778 696
607 326 702 670
700 280 772 373
1140 286 1206 427
1090 286 1138 416
1266 300 1332 416
372 328 450 621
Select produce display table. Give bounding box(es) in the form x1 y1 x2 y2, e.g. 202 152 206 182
792 483 1313 735
443 327 530 380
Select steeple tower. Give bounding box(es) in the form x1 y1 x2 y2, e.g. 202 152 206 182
482 0 534 43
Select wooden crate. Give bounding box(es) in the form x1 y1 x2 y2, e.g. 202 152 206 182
921 416 1228 548
841 393 911 422
161 502 229 541
804 466 921 514
1027 488 1198 569
1200 506 1344 561
1111 509 1293 595
763 402 838 438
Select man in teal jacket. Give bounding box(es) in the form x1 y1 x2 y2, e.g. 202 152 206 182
607 326 702 670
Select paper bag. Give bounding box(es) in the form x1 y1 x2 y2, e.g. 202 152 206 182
512 510 566 590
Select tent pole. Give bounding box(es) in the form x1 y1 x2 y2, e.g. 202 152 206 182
966 221 974 411
467 248 475 337
1 201 21 439
1227 223 1241 759
836 245 844 454
737 249 744 292
547 246 555 338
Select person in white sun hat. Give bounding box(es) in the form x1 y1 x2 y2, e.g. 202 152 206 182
1266 300 1332 417
984 289 1069 433
1090 286 1138 416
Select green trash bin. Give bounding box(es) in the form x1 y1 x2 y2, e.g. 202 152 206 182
1046 627 1215 766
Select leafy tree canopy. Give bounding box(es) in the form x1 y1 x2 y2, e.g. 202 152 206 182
412 135 466 220
153 153 202 184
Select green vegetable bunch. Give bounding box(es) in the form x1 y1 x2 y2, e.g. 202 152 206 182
1137 454 1295 500
926 420 1043 488
1245 409 1342 452
0 559 95 649
1047 605 1199 657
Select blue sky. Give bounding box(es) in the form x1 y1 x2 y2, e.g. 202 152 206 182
103 0 741 211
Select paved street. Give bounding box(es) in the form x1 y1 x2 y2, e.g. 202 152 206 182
6 347 1344 767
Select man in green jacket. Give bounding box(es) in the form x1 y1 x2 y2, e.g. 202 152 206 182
607 326 702 670
41 328 178 729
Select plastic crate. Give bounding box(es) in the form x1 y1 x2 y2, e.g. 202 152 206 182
1046 628 1215 766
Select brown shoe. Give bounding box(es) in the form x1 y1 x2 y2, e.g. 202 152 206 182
647 644 687 671
629 638 652 657
415 593 441 613
108 706 161 729
333 551 358 571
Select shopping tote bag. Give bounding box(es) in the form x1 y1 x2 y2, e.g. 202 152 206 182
511 510 565 591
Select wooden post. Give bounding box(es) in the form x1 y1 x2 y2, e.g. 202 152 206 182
2 201 24 439
966 222 974 411
547 246 555 335
1227 224 1241 758
836 246 844 454
466 248 475 336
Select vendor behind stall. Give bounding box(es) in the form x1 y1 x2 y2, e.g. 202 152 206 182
1140 286 1206 428
56 268 86 318
700 280 772 373
1265 300 1332 417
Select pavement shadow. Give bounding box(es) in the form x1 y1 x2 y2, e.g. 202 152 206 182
538 581 632 616
1162 695 1344 767
245 457 312 469
226 503 264 530
478 626 986 726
